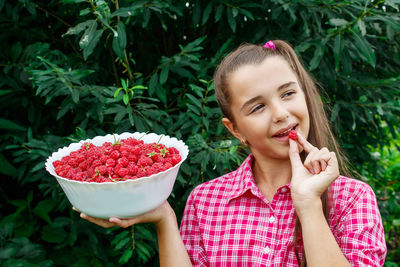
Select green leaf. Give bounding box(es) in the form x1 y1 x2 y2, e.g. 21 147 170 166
64 20 95 36
114 87 123 98
71 88 80 103
186 93 202 109
215 5 223 22
148 73 158 96
309 44 324 70
119 249 133 264
226 7 236 32
159 67 169 85
111 4 143 17
239 8 255 20
0 153 17 176
112 21 127 59
192 0 201 26
0 89 13 96
123 94 130 105
333 34 343 71
80 8 91 16
202 2 213 25
330 103 340 122
62 0 86 3
79 21 103 60
115 237 130 250
121 79 127 90
0 247 16 259
41 224 68 243
0 118 25 131
232 8 239 18
142 8 151 28
0 0 5 12
329 18 348 26
33 199 57 224
385 0 399 11
131 85 147 90
351 31 376 68
358 20 366 36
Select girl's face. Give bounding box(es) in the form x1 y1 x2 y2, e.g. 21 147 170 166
222 56 310 160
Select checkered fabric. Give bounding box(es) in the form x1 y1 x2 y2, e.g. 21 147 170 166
180 154 387 266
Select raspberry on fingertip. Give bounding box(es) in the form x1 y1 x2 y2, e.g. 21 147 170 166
288 130 298 140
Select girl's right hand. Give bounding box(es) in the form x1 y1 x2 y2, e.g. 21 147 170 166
73 200 175 229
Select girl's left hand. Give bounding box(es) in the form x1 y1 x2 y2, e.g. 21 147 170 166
288 133 339 213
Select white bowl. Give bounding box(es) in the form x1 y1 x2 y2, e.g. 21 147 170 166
45 132 189 219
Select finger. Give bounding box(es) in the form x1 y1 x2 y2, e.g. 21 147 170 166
80 213 116 228
296 132 316 154
289 138 303 170
311 160 321 174
320 159 327 171
304 147 319 174
313 148 331 173
109 217 139 228
318 147 330 171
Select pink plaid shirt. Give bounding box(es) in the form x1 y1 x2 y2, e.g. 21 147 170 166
180 154 387 266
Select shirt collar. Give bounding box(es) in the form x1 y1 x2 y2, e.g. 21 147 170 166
226 154 292 203
226 154 259 203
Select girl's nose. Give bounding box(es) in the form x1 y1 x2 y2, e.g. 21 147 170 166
271 102 289 123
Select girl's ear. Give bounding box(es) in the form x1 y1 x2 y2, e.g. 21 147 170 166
222 117 243 141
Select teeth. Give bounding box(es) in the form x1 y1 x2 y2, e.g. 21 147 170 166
276 127 294 137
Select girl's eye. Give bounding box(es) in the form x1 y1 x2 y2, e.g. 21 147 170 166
282 90 295 98
250 104 264 114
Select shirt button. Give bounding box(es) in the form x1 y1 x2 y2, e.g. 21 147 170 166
263 246 271 254
269 216 276 223
281 187 288 193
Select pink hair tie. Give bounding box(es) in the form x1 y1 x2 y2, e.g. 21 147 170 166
263 41 276 50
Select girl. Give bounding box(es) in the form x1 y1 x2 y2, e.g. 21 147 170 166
78 40 387 266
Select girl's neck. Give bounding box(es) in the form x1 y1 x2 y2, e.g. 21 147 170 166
251 153 292 191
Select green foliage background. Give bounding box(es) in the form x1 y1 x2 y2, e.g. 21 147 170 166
1 0 399 265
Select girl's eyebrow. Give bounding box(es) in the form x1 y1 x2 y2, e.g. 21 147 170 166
240 81 297 112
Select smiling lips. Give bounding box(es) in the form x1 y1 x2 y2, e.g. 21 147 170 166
273 125 298 137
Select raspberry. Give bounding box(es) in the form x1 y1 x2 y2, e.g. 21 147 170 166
117 157 129 167
92 159 102 167
136 168 146 178
127 163 138 175
95 165 108 176
118 168 129 178
137 156 153 167
110 150 120 160
164 162 173 170
54 136 181 183
171 154 181 165
105 158 116 168
127 154 138 163
169 147 179 155
53 160 63 168
288 130 298 140
100 155 109 164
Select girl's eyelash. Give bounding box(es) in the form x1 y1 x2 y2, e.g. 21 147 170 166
283 90 295 97
250 104 263 113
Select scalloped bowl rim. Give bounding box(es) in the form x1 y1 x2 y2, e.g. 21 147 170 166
45 132 189 186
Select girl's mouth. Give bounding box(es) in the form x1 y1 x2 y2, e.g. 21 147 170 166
273 125 297 138
272 125 298 142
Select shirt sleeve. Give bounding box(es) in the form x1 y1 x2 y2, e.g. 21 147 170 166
334 182 387 267
180 188 209 266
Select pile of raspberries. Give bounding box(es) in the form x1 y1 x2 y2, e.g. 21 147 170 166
52 137 182 183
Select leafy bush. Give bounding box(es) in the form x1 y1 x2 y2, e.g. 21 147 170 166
1 0 399 265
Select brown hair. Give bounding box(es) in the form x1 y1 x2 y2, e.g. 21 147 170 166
214 41 351 266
